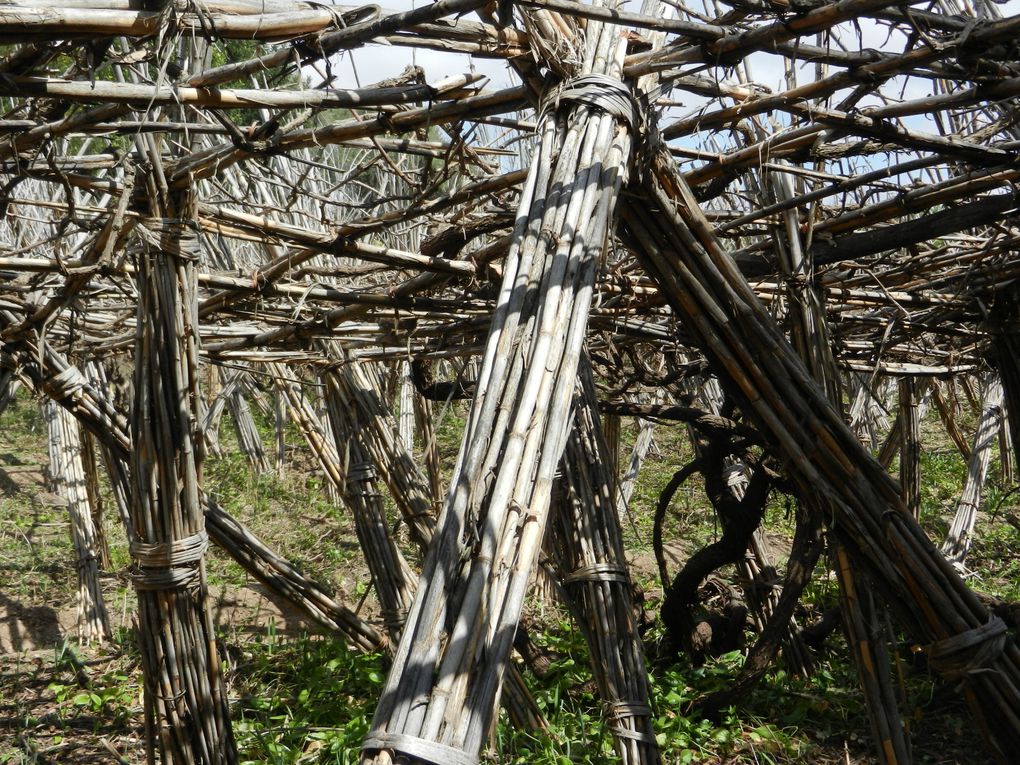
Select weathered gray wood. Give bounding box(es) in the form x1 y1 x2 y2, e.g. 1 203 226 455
942 377 1005 566
44 399 111 644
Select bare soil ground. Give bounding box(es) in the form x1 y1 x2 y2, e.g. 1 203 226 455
0 399 334 764
0 584 318 765
1 397 1010 765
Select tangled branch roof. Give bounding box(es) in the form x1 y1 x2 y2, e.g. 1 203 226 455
0 0 1018 386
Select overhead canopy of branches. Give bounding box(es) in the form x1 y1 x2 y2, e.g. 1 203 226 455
0 0 1016 374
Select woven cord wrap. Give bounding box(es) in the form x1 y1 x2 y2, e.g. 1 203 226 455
379 607 407 631
541 74 640 130
137 217 201 261
606 700 657 745
130 530 209 590
348 461 377 483
50 366 88 398
361 732 478 765
562 562 630 585
927 616 1009 688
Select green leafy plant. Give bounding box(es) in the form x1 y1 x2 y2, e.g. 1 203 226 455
232 632 386 765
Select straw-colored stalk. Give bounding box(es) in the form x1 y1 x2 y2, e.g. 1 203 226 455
898 378 922 521
362 12 635 762
43 398 111 644
942 376 1004 564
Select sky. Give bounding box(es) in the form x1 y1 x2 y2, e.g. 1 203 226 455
301 0 1020 169
320 0 1020 93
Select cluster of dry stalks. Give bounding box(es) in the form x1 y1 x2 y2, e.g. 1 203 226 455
1 0 1019 762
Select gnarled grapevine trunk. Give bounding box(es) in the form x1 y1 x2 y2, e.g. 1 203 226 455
624 146 1020 761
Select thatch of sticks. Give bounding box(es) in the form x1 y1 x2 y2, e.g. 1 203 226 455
1 0 1019 762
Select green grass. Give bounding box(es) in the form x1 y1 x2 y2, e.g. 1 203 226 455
0 394 73 606
221 619 878 765
967 504 1020 601
2 383 1014 764
202 408 363 590
231 633 383 765
620 418 708 553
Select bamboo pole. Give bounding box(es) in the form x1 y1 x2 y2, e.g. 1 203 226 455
942 376 1005 565
227 383 271 475
363 6 639 761
43 398 111 644
0 73 484 110
128 212 237 763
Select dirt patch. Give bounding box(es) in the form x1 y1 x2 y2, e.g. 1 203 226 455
0 645 146 765
0 597 74 656
208 582 320 640
0 581 319 657
0 581 323 765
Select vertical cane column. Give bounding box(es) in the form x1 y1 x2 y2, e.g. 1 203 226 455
898 378 922 521
129 210 237 765
361 6 639 762
44 399 111 644
126 35 235 762
552 363 660 765
942 375 1004 565
771 165 910 765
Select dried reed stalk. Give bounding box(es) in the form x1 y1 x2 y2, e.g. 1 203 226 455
764 160 910 761
551 364 660 765
128 209 237 765
326 362 438 552
273 362 417 642
227 383 271 475
931 381 973 462
942 376 1004 565
363 8 638 761
43 398 111 644
0 324 384 652
898 379 922 521
269 355 548 728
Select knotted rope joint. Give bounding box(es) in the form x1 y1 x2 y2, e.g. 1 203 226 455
927 616 1010 688
129 530 209 590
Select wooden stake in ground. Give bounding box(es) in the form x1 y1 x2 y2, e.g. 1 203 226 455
942 375 1004 565
44 399 110 644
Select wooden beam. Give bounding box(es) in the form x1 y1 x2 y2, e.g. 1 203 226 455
0 73 484 110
